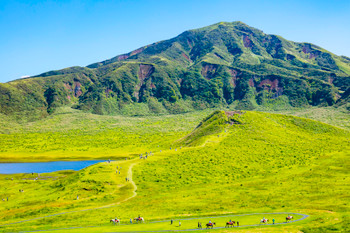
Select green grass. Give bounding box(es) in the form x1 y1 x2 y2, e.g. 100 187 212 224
0 109 349 232
26 213 305 233
261 106 350 130
0 107 212 162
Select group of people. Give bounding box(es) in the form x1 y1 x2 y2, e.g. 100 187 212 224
170 219 238 228
140 151 154 159
111 215 144 225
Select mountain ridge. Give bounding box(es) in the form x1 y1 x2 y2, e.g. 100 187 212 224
1 21 349 120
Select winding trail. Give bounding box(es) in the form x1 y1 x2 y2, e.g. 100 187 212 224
0 130 304 231
0 161 139 227
18 212 309 232
1 125 229 228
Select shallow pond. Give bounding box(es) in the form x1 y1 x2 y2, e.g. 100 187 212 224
0 160 107 174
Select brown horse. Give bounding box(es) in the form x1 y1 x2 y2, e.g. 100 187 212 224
206 222 216 229
225 221 235 228
134 217 144 223
286 216 293 222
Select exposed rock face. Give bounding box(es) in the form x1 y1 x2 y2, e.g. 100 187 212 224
63 82 82 99
258 79 279 91
74 82 82 97
134 64 155 101
243 35 253 48
229 69 238 87
138 64 154 81
1 21 349 118
302 44 320 59
117 54 129 61
201 63 218 80
258 78 283 98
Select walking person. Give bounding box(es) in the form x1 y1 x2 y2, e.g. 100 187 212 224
179 220 181 227
273 218 275 224
171 219 173 225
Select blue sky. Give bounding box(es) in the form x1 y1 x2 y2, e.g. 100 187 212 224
1 0 349 83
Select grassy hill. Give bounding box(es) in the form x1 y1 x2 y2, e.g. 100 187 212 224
0 110 349 232
1 21 349 119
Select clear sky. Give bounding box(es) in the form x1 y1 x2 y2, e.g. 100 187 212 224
1 0 349 83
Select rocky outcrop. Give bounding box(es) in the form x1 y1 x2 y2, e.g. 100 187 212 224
138 64 154 81
258 78 283 98
243 35 253 48
134 64 155 101
74 82 82 97
201 63 218 80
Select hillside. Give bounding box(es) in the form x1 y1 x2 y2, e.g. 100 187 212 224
1 111 349 232
0 21 349 119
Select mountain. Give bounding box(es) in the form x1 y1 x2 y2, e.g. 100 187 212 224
1 21 349 120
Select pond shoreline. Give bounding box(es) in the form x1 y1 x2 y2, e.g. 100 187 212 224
0 160 110 174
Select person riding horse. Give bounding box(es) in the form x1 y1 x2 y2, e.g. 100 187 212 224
134 216 144 223
206 221 216 229
225 219 235 228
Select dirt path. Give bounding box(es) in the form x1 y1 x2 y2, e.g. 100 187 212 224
17 212 310 232
0 128 233 228
0 160 140 227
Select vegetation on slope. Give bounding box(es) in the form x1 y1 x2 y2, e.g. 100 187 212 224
1 111 349 233
0 22 349 119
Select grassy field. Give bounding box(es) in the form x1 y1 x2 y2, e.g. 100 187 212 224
22 213 306 233
0 107 212 162
0 106 348 162
0 108 349 232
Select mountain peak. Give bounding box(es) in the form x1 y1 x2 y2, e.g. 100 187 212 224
1 22 349 119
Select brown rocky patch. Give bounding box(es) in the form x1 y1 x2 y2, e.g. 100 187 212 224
117 54 129 61
201 63 218 80
249 78 255 87
182 52 191 62
73 82 82 97
134 64 154 101
258 78 283 98
243 35 252 48
302 44 320 59
63 83 72 92
138 64 154 81
229 69 238 87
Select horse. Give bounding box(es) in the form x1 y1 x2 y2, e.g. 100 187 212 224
225 221 235 228
260 219 269 224
110 219 120 224
206 222 216 229
286 216 293 222
134 217 144 223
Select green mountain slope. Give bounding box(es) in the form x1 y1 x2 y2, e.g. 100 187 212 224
1 22 349 119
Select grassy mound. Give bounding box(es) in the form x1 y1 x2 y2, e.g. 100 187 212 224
178 110 234 146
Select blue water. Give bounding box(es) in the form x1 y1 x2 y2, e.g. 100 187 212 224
0 160 106 174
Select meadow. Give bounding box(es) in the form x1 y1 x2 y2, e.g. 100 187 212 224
0 107 349 232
